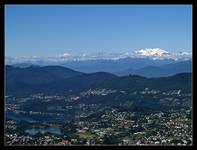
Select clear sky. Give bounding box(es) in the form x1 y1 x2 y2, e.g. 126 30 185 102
5 5 192 57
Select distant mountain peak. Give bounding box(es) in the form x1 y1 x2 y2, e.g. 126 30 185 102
135 48 169 57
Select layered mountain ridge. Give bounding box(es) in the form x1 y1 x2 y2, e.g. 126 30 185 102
5 64 192 96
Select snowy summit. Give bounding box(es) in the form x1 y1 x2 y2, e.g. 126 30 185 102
135 48 169 57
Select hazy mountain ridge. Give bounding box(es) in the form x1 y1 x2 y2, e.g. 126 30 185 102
116 60 192 77
8 58 191 75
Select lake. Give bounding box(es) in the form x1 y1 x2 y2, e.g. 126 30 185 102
25 127 62 135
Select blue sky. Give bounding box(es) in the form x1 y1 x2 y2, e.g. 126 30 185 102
5 5 192 57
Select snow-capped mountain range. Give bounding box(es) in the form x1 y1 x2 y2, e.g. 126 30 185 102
135 48 169 57
5 48 192 65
